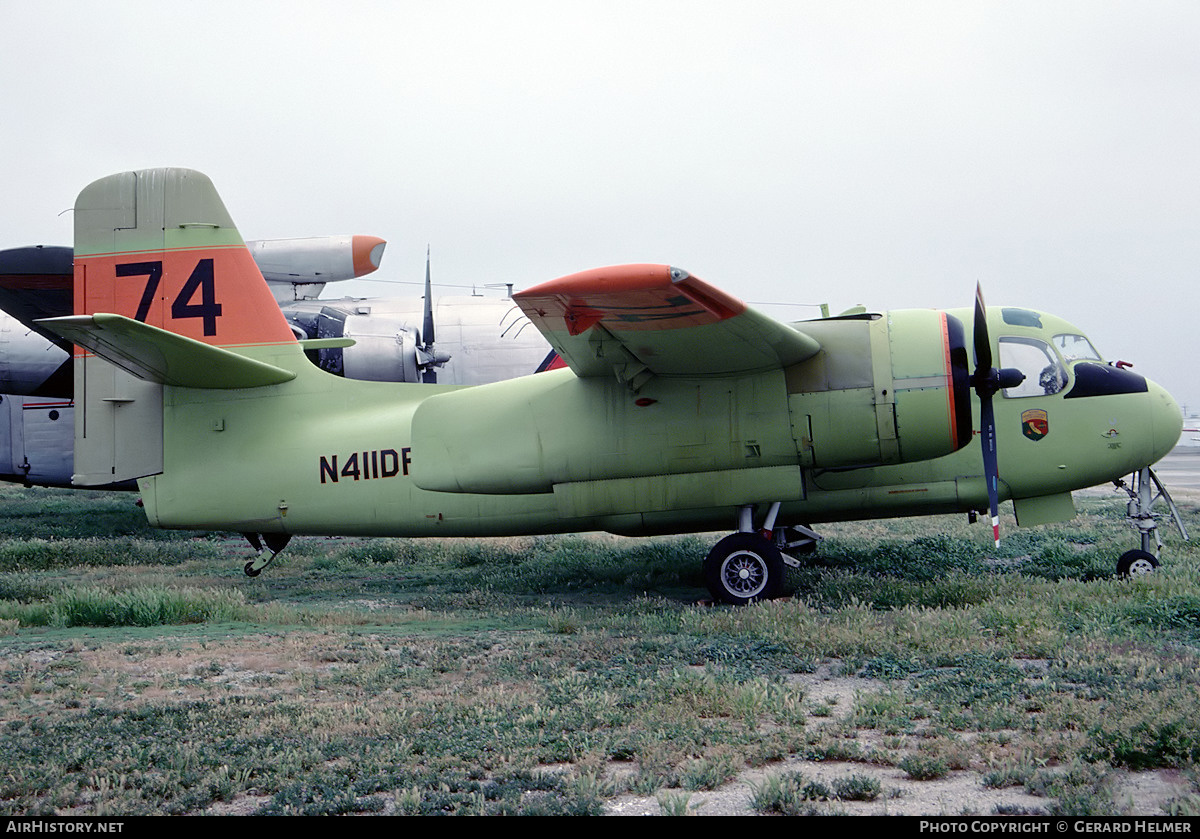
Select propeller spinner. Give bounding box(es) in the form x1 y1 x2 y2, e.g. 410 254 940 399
970 284 1025 546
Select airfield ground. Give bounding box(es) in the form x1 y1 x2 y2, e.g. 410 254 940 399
1 452 1199 816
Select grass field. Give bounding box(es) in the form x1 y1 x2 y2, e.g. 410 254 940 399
1 482 1199 816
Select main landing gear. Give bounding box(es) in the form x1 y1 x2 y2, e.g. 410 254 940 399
243 532 292 577
703 503 821 605
1113 466 1188 578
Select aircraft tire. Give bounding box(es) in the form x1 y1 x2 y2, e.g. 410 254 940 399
1116 549 1159 578
704 532 785 606
244 562 262 578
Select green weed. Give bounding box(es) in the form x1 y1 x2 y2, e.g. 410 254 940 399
0 485 1197 816
898 754 949 780
0 586 250 627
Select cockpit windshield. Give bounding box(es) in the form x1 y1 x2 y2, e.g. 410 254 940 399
1052 333 1102 362
999 337 1066 397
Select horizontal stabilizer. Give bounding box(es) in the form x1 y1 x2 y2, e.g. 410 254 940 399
298 337 356 351
39 313 296 389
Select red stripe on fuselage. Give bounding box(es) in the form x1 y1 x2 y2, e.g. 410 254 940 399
940 312 959 451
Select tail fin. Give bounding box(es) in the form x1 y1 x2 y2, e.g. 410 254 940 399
73 168 297 348
44 168 300 485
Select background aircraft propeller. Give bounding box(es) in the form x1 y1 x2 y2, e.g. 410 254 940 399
970 283 1025 545
417 246 450 383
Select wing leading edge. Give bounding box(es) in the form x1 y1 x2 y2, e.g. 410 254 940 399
513 264 820 386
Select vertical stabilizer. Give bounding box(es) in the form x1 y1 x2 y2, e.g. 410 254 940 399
74 169 296 348
70 168 298 485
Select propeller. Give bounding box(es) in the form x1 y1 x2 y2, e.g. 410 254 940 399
417 246 450 383
970 284 1025 546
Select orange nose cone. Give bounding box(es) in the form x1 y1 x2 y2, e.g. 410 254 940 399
351 235 387 277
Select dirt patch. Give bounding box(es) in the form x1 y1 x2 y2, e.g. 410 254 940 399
606 665 1193 816
606 759 1192 817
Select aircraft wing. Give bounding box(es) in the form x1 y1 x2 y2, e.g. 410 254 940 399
513 264 819 386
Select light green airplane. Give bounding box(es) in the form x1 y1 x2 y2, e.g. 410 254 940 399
42 169 1184 604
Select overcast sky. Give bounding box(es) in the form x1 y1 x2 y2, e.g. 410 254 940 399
3 1 1198 412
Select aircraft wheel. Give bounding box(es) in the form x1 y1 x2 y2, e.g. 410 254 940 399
244 562 262 578
704 533 784 605
1116 549 1159 578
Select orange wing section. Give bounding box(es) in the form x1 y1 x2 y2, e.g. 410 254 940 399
514 264 820 380
516 264 745 337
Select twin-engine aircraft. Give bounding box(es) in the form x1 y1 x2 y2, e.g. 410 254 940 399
41 169 1184 603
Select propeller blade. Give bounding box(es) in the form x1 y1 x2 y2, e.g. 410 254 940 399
978 389 1001 547
972 282 1002 546
972 282 992 375
422 246 437 383
422 246 435 349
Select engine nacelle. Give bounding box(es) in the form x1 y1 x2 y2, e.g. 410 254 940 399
787 309 972 469
341 315 421 383
290 305 425 382
247 235 387 302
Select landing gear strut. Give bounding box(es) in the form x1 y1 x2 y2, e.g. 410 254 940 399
243 532 292 577
703 503 822 605
1113 466 1188 577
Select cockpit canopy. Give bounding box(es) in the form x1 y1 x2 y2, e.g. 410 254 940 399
994 311 1146 401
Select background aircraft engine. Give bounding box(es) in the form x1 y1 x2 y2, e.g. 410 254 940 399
285 306 420 382
340 314 422 383
248 235 386 302
788 309 972 469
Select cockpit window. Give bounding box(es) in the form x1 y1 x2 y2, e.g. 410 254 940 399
1001 308 1043 328
998 337 1065 397
1051 333 1101 362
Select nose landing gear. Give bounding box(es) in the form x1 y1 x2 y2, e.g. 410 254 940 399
1114 466 1188 577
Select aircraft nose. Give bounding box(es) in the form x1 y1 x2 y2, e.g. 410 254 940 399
1147 379 1183 464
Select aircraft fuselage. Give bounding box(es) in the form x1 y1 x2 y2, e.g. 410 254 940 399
136 304 1181 539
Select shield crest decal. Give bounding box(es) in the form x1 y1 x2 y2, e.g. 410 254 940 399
1021 409 1049 441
